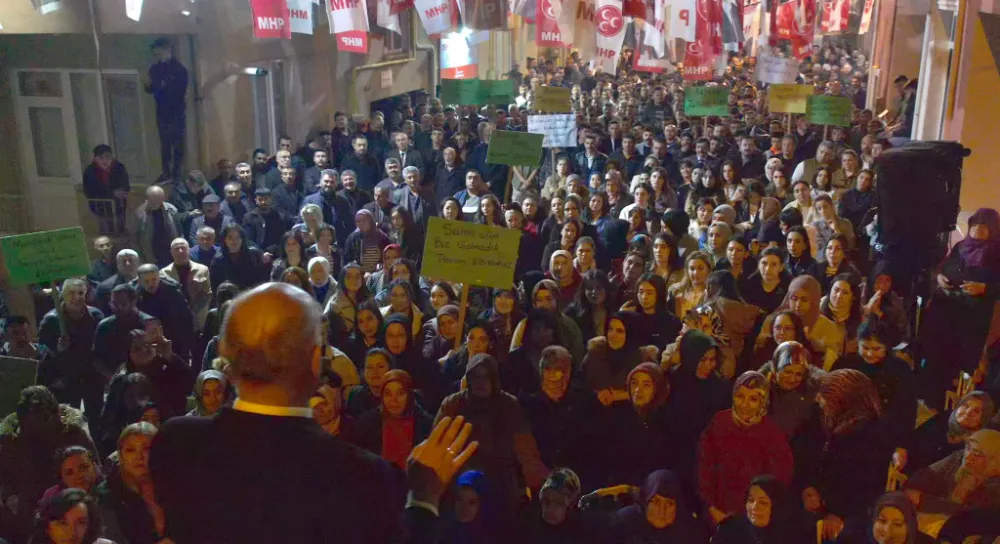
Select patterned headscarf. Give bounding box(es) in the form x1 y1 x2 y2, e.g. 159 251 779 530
819 369 883 435
732 371 770 427
947 391 997 443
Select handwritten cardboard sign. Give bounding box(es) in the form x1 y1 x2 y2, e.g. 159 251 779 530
768 84 814 113
527 114 577 148
535 86 572 113
1 227 90 286
684 86 730 117
806 95 853 127
486 130 544 166
420 217 522 288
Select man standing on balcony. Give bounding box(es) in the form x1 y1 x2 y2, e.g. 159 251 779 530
82 144 130 235
146 38 188 181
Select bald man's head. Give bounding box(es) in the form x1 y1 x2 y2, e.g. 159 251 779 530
220 283 322 386
146 185 165 210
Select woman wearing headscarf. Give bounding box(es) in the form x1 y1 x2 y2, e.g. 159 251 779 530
507 309 562 397
921 208 1000 411
344 209 390 274
759 341 824 439
436 470 501 544
697 371 793 525
701 222 733 268
757 275 845 371
435 354 550 525
897 391 996 476
187 369 229 417
516 467 588 544
309 383 355 438
796 369 892 541
509 280 586 364
546 249 583 307
600 470 708 544
580 312 647 407
904 429 1000 527
836 491 935 544
420 304 461 364
666 331 731 499
622 274 682 351
306 256 338 309
353 369 432 469
604 363 677 486
520 347 603 491
713 475 811 544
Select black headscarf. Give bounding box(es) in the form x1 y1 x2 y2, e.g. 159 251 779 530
606 470 705 543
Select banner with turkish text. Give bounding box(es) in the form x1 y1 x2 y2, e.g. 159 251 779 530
669 0 696 41
593 0 627 73
378 0 401 33
575 0 598 59
414 0 456 34
251 0 291 39
720 0 744 48
336 30 368 52
682 0 722 80
821 0 848 33
327 0 370 33
457 0 507 29
535 0 576 46
642 0 669 57
288 0 315 34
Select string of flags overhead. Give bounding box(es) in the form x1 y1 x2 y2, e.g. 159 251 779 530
247 0 875 69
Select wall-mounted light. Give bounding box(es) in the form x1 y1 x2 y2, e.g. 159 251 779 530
181 9 191 15
242 67 269 76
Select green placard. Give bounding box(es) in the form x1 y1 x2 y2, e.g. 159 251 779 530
440 78 515 105
1 227 90 286
486 131 544 166
683 86 730 117
420 217 522 288
806 95 853 127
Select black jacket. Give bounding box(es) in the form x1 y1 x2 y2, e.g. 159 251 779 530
242 207 292 255
83 162 130 200
150 409 438 544
340 153 383 192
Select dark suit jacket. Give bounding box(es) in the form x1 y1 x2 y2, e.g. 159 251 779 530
392 188 437 235
573 151 608 180
386 147 425 173
150 409 438 544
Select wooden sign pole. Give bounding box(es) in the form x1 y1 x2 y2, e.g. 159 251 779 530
454 284 470 350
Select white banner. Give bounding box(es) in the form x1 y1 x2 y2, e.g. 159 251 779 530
669 0 696 42
557 0 578 43
327 0 369 34
289 0 315 34
576 0 598 59
859 0 875 33
528 114 577 148
593 0 627 73
414 0 455 34
377 0 401 34
755 52 799 83
643 0 670 57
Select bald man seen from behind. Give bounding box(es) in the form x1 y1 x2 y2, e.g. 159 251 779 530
150 282 477 544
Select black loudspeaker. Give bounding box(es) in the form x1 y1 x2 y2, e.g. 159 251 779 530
874 141 970 293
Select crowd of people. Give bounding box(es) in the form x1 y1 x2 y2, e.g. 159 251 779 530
2 41 999 544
